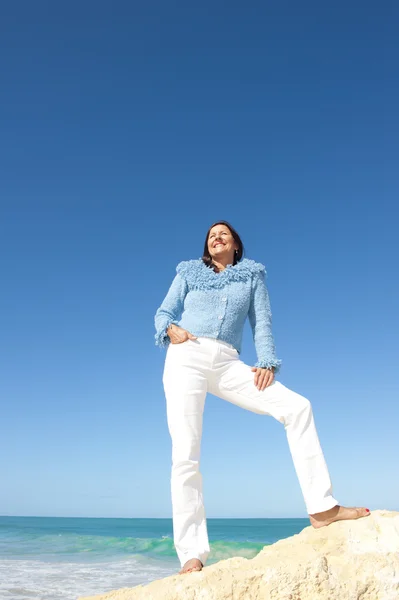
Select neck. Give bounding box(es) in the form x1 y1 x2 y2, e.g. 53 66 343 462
211 253 235 271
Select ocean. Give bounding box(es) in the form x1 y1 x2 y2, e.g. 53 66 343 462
0 515 309 599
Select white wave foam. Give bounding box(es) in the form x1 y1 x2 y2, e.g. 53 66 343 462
0 556 178 600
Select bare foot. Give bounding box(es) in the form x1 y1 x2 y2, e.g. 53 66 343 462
309 505 370 528
179 558 203 574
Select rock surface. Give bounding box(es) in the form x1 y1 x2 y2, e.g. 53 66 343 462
79 510 399 600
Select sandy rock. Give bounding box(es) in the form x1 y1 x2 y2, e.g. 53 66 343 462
79 510 399 600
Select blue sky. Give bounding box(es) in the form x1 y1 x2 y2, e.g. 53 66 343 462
0 1 398 518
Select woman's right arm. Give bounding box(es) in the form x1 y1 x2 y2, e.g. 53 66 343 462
154 273 188 347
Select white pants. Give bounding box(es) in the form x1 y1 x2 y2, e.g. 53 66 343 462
162 337 338 567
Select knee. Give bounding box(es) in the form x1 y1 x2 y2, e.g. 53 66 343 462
297 396 312 413
286 394 312 426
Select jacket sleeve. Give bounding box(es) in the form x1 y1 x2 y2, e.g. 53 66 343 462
154 273 188 348
248 271 282 372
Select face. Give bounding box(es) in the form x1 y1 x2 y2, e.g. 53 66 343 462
207 224 238 261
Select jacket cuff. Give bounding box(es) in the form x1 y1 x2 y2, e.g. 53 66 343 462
154 320 179 348
254 358 282 373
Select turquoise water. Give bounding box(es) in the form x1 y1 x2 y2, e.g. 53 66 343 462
0 516 308 599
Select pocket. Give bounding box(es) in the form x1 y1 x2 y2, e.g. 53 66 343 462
169 339 190 348
163 339 193 384
221 343 239 359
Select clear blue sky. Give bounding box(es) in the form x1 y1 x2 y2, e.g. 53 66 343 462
0 1 398 519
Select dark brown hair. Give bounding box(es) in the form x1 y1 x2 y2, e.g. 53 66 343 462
202 220 245 272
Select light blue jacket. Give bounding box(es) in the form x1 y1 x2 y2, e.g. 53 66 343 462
154 258 282 372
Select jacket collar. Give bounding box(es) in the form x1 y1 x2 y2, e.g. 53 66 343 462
176 258 265 289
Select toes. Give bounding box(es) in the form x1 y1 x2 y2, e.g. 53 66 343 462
181 567 201 574
179 560 203 574
350 507 370 520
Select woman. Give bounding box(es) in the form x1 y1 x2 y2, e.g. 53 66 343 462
154 220 369 575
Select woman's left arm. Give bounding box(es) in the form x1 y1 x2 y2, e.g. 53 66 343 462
248 271 282 388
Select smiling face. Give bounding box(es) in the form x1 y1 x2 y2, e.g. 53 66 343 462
207 224 238 263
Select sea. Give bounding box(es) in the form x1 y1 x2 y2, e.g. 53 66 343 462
0 515 309 599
